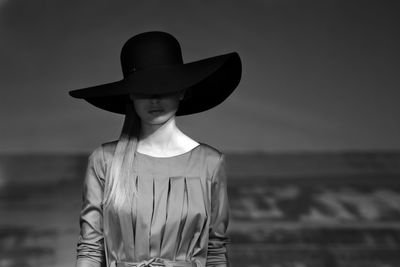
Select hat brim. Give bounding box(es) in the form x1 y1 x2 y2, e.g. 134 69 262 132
69 52 241 116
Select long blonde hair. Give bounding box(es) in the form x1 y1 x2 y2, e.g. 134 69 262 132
103 102 141 212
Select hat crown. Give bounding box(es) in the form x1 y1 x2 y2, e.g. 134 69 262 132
120 31 183 77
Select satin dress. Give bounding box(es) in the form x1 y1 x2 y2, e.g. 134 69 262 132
76 141 231 267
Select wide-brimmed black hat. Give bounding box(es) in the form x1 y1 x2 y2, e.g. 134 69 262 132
69 31 241 116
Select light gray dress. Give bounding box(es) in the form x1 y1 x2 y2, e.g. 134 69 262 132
76 141 230 267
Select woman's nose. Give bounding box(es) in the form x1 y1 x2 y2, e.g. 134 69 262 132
149 95 161 103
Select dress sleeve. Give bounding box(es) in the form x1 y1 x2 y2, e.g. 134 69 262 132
206 154 231 267
76 146 106 267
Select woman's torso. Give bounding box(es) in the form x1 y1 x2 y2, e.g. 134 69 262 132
100 141 223 267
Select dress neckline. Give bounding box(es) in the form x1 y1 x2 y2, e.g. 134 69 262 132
135 143 201 159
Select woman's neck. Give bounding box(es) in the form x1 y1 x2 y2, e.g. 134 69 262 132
138 117 182 152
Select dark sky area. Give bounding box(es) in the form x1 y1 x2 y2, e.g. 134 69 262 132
0 0 399 153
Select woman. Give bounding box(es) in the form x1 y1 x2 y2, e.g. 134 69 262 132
69 31 241 267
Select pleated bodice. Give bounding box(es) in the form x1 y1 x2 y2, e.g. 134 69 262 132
76 141 231 267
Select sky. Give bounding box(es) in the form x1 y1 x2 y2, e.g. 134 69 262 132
0 0 399 153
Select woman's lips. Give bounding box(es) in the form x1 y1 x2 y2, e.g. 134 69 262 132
148 109 164 114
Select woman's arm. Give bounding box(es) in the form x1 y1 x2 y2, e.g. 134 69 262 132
76 146 106 267
206 154 231 267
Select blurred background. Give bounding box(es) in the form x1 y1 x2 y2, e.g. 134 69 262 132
1 0 400 266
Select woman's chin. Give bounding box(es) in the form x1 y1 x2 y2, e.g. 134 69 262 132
144 113 175 125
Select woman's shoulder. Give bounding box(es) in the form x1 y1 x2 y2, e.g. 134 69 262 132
193 143 227 180
97 140 119 162
197 142 223 158
87 140 118 165
100 140 118 153
196 142 225 171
